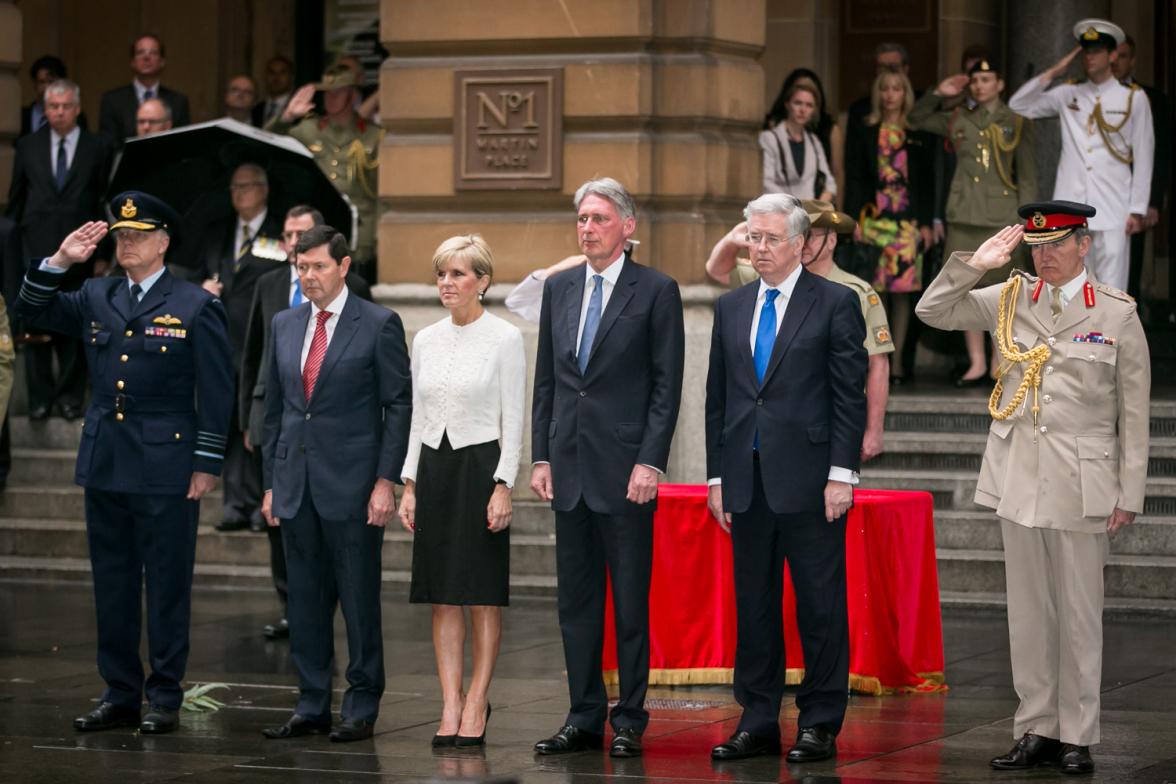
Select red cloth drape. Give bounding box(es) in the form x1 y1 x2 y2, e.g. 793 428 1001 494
602 485 946 694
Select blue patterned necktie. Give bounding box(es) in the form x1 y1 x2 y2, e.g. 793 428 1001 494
291 277 303 307
55 138 68 190
753 289 780 384
577 274 603 375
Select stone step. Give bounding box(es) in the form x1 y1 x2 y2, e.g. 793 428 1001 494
939 590 1176 617
8 416 87 451
933 510 1176 556
872 433 1176 477
884 395 1176 438
861 469 1176 516
0 555 558 596
0 518 557 575
936 548 1176 600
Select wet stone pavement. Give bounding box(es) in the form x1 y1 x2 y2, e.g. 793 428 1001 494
0 580 1174 783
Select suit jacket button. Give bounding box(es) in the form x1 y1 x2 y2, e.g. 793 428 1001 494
579 391 586 397
305 412 312 420
756 398 764 406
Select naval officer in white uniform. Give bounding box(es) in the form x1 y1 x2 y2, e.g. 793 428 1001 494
1008 18 1154 292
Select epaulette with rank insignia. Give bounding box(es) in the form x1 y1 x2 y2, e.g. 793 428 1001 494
1094 282 1134 303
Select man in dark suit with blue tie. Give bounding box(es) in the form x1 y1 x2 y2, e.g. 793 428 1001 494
98 34 191 150
530 177 685 759
705 193 867 763
8 78 112 420
15 192 234 735
260 225 411 742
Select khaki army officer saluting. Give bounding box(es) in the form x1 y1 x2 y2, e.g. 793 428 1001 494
916 201 1150 776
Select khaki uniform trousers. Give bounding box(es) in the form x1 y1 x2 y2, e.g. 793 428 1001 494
1001 519 1110 746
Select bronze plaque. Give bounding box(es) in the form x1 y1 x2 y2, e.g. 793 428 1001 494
455 68 563 190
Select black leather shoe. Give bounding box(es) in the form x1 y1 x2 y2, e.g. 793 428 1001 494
59 403 83 421
534 725 604 754
455 702 491 748
990 732 1062 770
330 717 375 742
954 374 988 389
263 618 289 640
431 732 457 748
786 726 837 762
139 704 179 734
610 727 643 758
28 405 50 422
1059 744 1094 775
711 730 781 760
262 713 331 739
215 519 249 532
73 701 140 731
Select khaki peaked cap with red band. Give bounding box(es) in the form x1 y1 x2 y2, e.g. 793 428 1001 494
1016 200 1096 246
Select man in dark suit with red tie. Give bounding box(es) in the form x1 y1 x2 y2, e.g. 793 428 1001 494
260 225 411 742
530 177 685 759
239 205 370 639
99 34 190 150
705 193 867 763
7 78 111 420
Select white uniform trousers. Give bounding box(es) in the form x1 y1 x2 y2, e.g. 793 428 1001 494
1001 519 1110 746
1085 230 1129 292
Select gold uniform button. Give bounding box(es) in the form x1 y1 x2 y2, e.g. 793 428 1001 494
1103 450 1110 458
125 330 133 337
120 354 129 362
1043 394 1052 403
973 176 980 183
1047 336 1057 346
116 380 125 390
90 337 96 344
174 433 181 440
115 413 125 422
1039 425 1048 434
329 173 338 180
1002 190 1009 196
160 346 168 353
330 159 338 166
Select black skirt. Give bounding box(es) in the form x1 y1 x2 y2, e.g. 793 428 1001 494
409 433 509 606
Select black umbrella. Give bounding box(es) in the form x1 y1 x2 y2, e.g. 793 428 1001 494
107 118 357 246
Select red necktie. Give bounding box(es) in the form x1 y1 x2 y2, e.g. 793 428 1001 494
302 310 331 401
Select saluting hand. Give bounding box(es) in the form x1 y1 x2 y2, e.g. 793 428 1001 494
969 225 1024 271
50 221 108 269
282 84 317 123
934 74 969 98
1044 46 1082 81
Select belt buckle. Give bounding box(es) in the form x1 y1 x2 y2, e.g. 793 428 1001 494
114 393 126 414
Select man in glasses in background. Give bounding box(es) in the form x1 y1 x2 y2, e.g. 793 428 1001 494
239 205 371 640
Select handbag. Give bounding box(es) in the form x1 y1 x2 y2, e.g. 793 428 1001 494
845 204 884 282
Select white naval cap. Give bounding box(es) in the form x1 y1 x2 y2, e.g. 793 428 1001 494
1072 18 1126 49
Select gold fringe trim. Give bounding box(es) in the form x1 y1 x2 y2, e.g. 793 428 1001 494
602 668 948 695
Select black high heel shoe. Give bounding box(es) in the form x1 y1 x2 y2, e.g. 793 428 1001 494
454 702 491 748
431 732 457 748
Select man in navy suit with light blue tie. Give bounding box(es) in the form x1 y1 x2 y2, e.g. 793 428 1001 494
705 193 867 763
530 177 685 759
260 225 411 742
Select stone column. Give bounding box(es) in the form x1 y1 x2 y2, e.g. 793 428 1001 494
1008 0 1110 200
377 0 765 284
0 0 22 208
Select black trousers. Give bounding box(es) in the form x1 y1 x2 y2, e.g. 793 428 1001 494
222 397 261 524
555 498 653 734
83 489 200 710
266 524 288 618
283 489 385 723
730 458 849 738
25 332 85 410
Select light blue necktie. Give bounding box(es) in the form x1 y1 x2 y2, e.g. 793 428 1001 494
577 274 603 375
291 277 303 307
753 289 780 384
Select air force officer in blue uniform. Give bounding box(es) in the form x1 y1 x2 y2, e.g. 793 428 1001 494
15 192 233 735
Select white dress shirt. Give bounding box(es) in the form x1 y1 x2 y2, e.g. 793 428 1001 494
576 252 625 354
708 263 857 487
49 126 80 173
1047 269 1088 309
300 285 348 371
289 265 301 306
235 209 267 256
400 311 526 487
1009 74 1154 230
